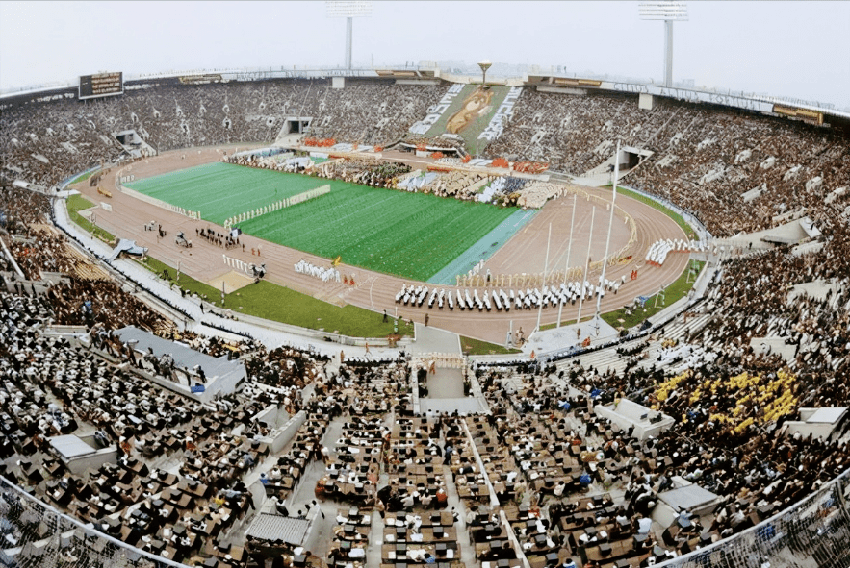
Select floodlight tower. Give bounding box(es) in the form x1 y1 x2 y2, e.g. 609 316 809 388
478 60 492 85
639 1 687 87
326 1 373 69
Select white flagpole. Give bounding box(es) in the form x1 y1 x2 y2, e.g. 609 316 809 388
595 140 620 333
557 193 578 328
576 207 595 326
535 222 553 332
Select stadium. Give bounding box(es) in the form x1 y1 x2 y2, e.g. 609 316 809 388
1 2 850 568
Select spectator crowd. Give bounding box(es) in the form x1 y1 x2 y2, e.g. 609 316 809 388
1 74 850 568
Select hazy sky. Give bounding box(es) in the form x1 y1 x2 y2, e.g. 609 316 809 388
1 1 848 109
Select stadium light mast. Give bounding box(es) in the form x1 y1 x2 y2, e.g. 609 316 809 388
478 60 492 85
326 1 373 69
639 1 687 87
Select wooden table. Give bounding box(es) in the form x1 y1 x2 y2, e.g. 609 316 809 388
584 537 635 562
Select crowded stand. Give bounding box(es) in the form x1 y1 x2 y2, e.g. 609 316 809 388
10 228 80 279
2 72 850 568
0 187 54 231
484 89 850 237
0 80 445 188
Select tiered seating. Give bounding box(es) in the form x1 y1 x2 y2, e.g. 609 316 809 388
381 509 460 566
387 418 450 511
4 67 850 568
486 89 850 238
263 414 325 501
0 81 444 188
316 415 381 505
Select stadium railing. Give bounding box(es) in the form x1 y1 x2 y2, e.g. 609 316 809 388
655 466 850 568
0 474 192 568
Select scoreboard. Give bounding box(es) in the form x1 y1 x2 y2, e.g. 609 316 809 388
79 72 123 100
773 104 824 126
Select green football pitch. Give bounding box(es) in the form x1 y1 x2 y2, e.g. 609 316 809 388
127 162 524 282
126 162 325 225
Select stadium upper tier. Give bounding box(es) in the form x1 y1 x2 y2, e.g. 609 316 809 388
1 75 848 238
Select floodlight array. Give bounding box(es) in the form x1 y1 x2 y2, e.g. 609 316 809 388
326 1 373 18
639 1 688 21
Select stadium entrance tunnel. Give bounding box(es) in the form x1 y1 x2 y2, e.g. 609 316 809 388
114 129 156 159
282 117 312 135
585 145 653 178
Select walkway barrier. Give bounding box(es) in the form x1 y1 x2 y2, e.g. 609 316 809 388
222 253 261 277
414 353 465 369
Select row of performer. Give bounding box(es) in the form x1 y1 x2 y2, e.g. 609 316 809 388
294 259 341 283
454 269 591 288
646 239 708 266
396 280 623 311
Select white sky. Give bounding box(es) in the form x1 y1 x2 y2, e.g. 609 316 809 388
1 1 848 109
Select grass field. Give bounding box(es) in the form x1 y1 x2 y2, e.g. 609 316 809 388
460 335 522 356
134 257 222 301
539 315 596 332
66 194 115 243
601 260 705 330
134 256 414 338
129 162 520 282
126 162 322 225
224 281 414 337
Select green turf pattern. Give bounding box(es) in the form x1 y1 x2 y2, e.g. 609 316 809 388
127 161 526 282
126 162 326 225
238 184 517 282
427 209 538 285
